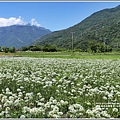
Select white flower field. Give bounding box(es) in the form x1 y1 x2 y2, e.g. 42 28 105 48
0 57 120 118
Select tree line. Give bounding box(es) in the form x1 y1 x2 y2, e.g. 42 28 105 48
88 40 112 53
0 46 16 53
1 41 119 53
20 44 57 52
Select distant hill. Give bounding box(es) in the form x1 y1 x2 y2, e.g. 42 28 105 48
33 5 120 51
0 25 51 48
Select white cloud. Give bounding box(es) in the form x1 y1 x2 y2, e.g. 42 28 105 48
0 16 41 27
0 16 27 27
30 18 41 27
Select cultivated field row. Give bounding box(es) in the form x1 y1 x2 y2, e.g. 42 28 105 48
0 57 120 118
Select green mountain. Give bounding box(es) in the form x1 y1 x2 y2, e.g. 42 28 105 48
0 25 51 48
33 5 120 51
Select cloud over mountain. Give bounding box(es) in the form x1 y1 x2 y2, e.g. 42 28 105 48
30 18 41 27
0 16 41 27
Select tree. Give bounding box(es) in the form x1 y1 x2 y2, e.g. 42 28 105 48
29 46 41 51
9 47 16 53
4 47 9 53
1 46 9 53
20 46 29 51
89 40 112 53
89 40 99 53
43 44 57 52
0 47 2 52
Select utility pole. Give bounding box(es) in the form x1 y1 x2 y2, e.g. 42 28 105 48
103 38 106 52
116 43 119 49
71 32 75 52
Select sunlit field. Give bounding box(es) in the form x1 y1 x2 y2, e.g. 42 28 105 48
0 57 120 118
1 51 120 59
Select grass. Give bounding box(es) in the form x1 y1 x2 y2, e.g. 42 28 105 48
0 52 13 56
1 51 120 59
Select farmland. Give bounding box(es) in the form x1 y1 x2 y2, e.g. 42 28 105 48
1 51 120 59
0 56 120 118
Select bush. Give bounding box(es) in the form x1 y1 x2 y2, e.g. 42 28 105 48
43 44 57 52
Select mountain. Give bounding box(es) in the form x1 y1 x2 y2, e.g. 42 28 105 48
33 5 120 51
0 25 51 48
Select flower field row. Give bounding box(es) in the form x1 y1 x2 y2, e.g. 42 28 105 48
0 57 120 118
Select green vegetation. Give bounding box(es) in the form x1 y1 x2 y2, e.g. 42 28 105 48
0 46 15 53
0 58 120 118
19 44 57 52
0 5 120 118
0 6 120 59
0 25 51 48
1 51 120 60
0 43 120 59
33 5 120 52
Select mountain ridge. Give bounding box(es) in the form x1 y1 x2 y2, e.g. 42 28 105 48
0 25 51 48
33 5 120 51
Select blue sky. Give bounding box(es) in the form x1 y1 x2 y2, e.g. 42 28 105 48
0 2 120 31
